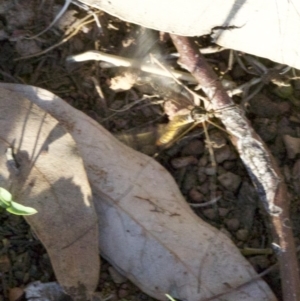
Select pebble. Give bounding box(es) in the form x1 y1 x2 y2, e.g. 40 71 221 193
182 170 198 192
171 156 198 169
118 288 129 298
283 135 300 159
219 227 232 239
222 160 236 170
205 166 217 176
235 229 249 241
197 182 209 195
225 218 240 231
197 170 207 183
218 172 242 192
253 118 277 142
202 208 218 220
189 188 205 203
108 266 127 284
249 94 289 118
214 145 232 163
8 287 24 301
218 207 230 217
198 155 208 167
181 139 204 156
248 255 270 271
207 130 227 148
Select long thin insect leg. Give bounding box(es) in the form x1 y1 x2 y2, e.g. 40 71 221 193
202 121 216 170
202 121 217 203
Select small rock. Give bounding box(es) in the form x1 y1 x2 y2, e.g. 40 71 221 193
249 93 287 118
207 130 227 148
218 172 241 192
118 288 129 299
108 266 127 284
248 256 271 271
189 188 205 203
235 229 249 241
219 227 232 239
181 139 204 156
171 156 198 169
197 182 209 195
0 254 11 273
283 134 300 159
9 287 24 301
204 166 217 176
222 160 236 170
254 118 277 142
15 39 41 57
214 145 232 163
218 207 230 217
198 155 208 166
202 208 218 220
225 218 240 231
182 170 198 192
197 170 207 183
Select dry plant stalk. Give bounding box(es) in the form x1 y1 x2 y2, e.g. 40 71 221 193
170 34 300 301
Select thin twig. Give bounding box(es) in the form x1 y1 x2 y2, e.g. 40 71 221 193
170 34 300 301
67 50 198 83
15 14 96 61
26 0 73 39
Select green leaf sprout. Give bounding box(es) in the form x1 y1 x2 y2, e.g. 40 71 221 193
0 187 37 215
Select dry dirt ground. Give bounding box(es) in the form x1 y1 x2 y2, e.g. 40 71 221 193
0 1 300 301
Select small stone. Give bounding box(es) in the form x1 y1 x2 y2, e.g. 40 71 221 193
219 227 232 239
197 182 209 195
249 94 286 118
197 170 207 183
202 208 218 220
181 139 204 156
207 131 227 148
248 256 270 271
189 188 205 203
0 254 11 273
108 266 127 284
118 288 129 298
204 166 217 176
8 287 24 301
283 135 300 159
214 145 232 163
218 172 241 192
182 170 198 192
222 160 236 170
235 229 249 241
225 218 240 231
198 155 208 166
218 207 230 217
171 156 198 169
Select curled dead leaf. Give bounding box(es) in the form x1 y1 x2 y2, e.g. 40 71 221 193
0 83 277 301
0 87 99 300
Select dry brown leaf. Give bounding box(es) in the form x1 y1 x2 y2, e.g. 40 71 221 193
0 87 99 300
0 83 277 301
79 0 300 69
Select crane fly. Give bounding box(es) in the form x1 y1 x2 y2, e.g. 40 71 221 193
156 105 226 207
156 106 217 148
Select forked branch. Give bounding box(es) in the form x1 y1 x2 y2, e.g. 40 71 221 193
170 34 300 301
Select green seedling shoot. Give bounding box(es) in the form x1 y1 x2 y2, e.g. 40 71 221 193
0 187 37 215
